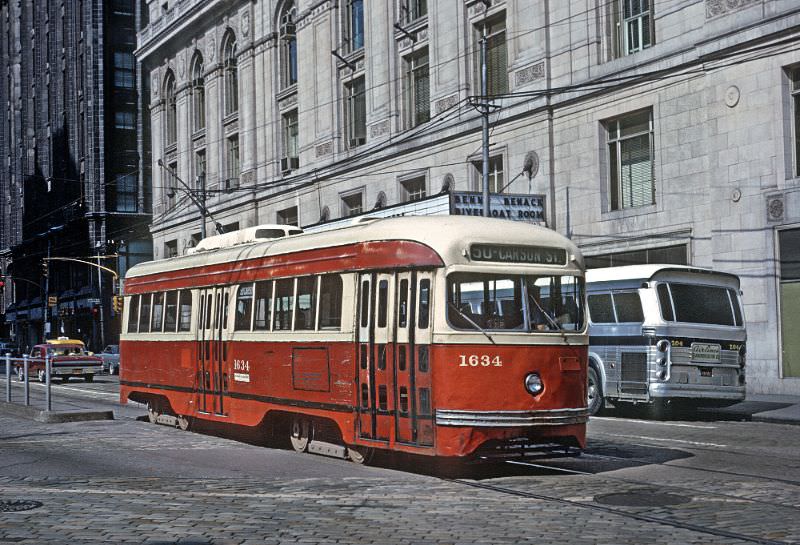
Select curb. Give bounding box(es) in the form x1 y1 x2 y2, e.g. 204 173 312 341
0 401 114 423
751 414 800 426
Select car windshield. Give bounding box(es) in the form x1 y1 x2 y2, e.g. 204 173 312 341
447 273 585 332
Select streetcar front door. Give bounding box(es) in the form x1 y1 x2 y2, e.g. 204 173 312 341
356 273 396 442
197 287 230 415
394 271 434 446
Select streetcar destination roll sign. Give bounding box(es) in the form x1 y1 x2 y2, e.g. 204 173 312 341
470 244 567 265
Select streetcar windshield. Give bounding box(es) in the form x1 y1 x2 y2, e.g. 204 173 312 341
447 273 585 332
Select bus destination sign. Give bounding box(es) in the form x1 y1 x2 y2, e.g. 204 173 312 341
470 244 567 265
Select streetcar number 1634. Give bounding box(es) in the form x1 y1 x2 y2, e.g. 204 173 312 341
459 355 503 367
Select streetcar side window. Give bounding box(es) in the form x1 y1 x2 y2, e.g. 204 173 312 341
178 290 192 332
418 279 430 329
295 276 317 331
151 292 165 332
588 294 615 323
274 278 294 331
139 294 152 333
318 275 343 330
127 295 140 333
164 291 178 332
398 279 409 328
360 279 370 328
254 281 273 330
235 284 254 331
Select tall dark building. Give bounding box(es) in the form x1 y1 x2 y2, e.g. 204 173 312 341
0 0 152 351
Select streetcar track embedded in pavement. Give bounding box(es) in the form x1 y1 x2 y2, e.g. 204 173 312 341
451 476 794 545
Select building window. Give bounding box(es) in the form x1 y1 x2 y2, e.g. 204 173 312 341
606 109 654 210
164 71 177 146
113 52 134 88
344 0 364 52
112 0 133 15
404 48 430 128
226 135 240 189
345 77 366 148
474 15 507 96
194 149 206 188
471 155 505 193
277 206 298 226
584 245 687 269
400 176 426 202
166 160 178 208
114 111 135 130
165 240 178 258
610 0 654 58
282 109 299 172
114 173 137 212
341 191 363 217
279 2 297 89
191 53 205 132
400 0 427 24
779 228 800 378
222 32 238 116
791 68 800 177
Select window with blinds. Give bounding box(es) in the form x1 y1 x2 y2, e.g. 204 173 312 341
282 109 299 170
474 15 507 96
780 228 800 377
607 109 654 210
792 69 800 177
404 49 430 128
610 0 654 58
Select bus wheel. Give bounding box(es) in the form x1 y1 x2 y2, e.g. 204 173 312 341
289 417 310 453
347 446 374 465
587 366 604 416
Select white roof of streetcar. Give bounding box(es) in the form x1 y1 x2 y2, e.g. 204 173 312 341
126 216 584 279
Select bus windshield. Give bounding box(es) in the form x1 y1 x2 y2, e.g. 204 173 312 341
447 273 585 332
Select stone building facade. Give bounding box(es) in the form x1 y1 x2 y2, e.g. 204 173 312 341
137 0 800 395
1 0 152 351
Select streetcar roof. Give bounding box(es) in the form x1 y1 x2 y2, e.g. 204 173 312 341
585 264 740 288
127 216 583 280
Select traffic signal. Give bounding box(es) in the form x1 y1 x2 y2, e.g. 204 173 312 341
112 295 123 314
42 261 49 278
92 305 100 320
0 275 5 290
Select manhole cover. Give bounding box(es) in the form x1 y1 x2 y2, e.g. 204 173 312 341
0 500 43 512
594 491 688 507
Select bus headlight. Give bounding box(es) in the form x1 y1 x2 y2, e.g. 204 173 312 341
656 339 670 353
524 373 544 396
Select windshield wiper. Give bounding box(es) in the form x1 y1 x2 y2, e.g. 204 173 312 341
529 294 562 330
448 302 496 345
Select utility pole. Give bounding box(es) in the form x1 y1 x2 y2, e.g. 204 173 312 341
157 159 222 238
42 240 51 343
480 1 491 218
96 243 105 351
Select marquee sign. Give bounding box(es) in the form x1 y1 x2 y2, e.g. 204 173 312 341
450 192 546 224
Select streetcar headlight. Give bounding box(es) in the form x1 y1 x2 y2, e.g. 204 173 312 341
656 339 670 353
524 373 544 396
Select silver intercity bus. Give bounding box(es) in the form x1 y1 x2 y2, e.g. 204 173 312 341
585 265 746 415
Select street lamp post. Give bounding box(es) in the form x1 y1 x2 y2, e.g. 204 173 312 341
156 159 224 238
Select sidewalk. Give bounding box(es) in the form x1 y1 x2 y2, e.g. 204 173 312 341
711 393 800 425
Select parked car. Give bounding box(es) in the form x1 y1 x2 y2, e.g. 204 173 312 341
99 344 120 375
15 338 103 383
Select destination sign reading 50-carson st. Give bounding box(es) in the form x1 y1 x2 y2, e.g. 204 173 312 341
470 244 567 265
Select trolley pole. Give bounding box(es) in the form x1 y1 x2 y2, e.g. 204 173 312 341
480 12 491 218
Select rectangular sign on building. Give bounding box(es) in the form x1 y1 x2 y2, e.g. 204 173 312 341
450 192 546 224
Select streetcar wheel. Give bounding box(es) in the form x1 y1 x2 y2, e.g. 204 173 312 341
37 369 46 383
346 446 374 465
176 415 191 431
289 418 310 453
147 405 159 424
84 374 94 383
587 366 604 416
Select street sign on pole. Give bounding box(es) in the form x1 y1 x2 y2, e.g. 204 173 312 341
48 296 57 307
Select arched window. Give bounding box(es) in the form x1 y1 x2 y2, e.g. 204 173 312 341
279 2 297 89
191 52 205 131
222 31 238 116
164 70 177 146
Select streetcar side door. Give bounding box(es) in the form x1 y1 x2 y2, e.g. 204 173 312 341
394 270 435 446
197 287 231 416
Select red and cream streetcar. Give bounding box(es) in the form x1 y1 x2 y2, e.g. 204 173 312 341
120 216 589 462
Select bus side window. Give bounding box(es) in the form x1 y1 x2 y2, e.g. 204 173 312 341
127 294 140 333
587 294 614 323
612 291 644 322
